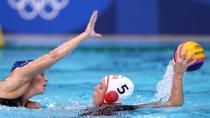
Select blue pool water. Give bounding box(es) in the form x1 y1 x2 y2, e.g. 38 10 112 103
0 42 209 117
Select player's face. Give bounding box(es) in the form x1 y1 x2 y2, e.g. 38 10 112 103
92 79 107 106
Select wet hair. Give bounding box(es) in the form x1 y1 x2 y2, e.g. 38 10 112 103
81 104 137 116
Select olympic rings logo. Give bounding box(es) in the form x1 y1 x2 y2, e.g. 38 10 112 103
8 0 69 20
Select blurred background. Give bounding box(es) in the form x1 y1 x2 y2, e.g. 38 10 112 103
0 1 210 118
0 0 210 47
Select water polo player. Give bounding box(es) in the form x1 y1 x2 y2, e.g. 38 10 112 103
82 44 197 116
93 75 134 107
0 10 101 109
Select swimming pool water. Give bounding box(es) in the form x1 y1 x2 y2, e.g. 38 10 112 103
0 44 209 117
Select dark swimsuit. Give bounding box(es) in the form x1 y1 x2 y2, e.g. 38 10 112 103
0 96 24 107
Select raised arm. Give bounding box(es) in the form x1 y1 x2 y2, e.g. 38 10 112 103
134 45 196 109
3 10 101 92
167 45 196 107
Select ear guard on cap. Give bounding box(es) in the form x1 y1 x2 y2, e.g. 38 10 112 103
104 91 119 104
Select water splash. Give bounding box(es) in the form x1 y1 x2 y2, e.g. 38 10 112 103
155 60 174 103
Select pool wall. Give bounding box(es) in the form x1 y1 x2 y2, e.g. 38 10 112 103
3 34 210 48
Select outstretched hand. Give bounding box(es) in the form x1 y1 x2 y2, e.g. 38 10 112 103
84 10 102 38
173 44 196 76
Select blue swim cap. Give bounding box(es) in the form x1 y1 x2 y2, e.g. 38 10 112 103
11 59 33 72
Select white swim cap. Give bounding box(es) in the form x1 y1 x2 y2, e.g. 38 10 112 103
102 75 134 105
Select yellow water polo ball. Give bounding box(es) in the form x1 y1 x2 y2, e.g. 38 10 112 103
174 41 205 71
